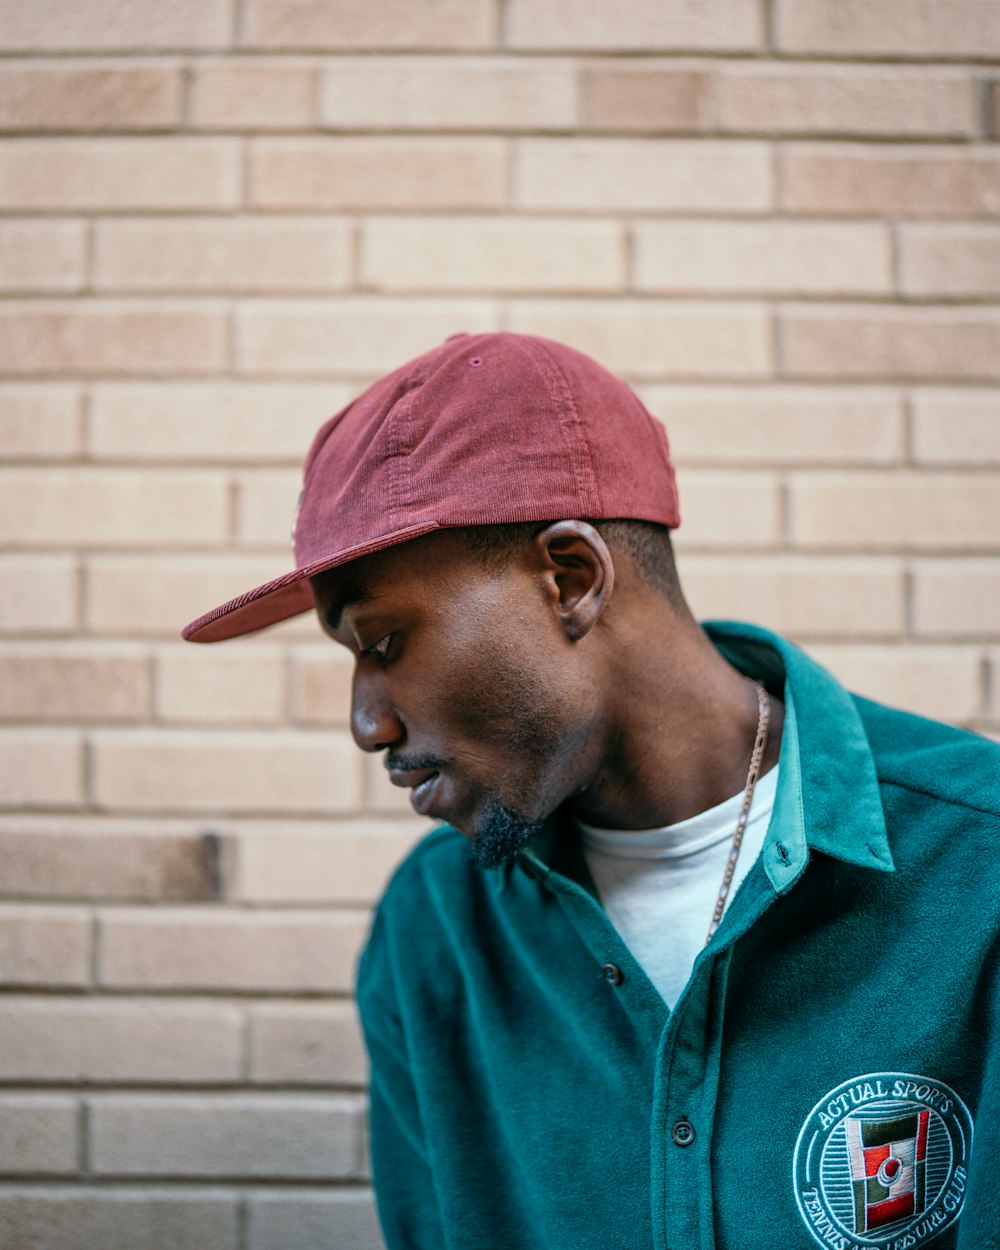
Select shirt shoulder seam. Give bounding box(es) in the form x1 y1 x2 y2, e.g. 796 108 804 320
878 774 1000 820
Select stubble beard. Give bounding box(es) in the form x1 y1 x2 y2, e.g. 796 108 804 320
464 678 585 870
467 795 545 870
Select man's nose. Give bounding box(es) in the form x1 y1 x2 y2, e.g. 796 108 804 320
351 670 403 752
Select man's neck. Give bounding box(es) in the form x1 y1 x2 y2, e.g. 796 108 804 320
568 615 784 832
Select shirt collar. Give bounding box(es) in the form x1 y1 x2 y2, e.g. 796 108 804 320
704 620 893 886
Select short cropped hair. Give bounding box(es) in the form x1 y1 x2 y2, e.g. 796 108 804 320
458 518 686 608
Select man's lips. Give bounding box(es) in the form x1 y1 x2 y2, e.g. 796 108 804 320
388 765 442 815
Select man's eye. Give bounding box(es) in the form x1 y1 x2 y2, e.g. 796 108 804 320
361 634 393 660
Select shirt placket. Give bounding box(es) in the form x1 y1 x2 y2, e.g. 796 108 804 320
652 944 731 1250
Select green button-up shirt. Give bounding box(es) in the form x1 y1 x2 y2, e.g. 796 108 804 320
358 623 1000 1250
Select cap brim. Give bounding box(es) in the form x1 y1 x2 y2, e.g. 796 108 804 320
181 521 442 643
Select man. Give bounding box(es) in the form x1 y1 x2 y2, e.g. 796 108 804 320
184 333 998 1250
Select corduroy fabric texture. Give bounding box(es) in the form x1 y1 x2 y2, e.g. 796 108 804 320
357 622 1000 1250
182 332 679 642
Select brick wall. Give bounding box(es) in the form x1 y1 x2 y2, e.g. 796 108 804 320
1 2 999 1246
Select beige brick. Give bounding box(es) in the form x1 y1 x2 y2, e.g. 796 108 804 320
681 555 905 638
912 390 1000 465
235 468 302 546
0 301 228 376
247 1191 384 1250
0 468 228 547
233 823 421 903
509 300 771 379
789 471 1000 551
775 0 1000 57
0 63 182 130
507 0 762 50
191 61 315 129
85 553 296 637
516 139 771 212
0 730 83 806
292 644 353 725
99 908 367 991
781 306 1000 382
0 905 90 987
0 0 233 51
990 82 1000 141
0 220 86 293
898 225 1000 297
250 137 506 210
0 643 150 722
715 65 975 139
0 139 240 211
0 386 82 458
0 1188 239 1250
674 470 781 548
580 64 709 131
0 555 78 635
645 386 904 464
809 645 984 724
361 218 624 293
236 298 497 376
91 1093 363 1178
89 381 346 463
0 820 226 901
912 559 1000 637
0 1096 78 1174
633 221 890 295
244 0 495 48
94 219 351 294
0 998 240 1083
321 57 574 130
92 729 361 813
781 145 1000 218
249 1002 366 1085
155 642 286 725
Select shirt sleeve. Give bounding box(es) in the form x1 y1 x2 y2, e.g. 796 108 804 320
357 907 447 1250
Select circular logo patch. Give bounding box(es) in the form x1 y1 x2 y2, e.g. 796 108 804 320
793 1072 973 1250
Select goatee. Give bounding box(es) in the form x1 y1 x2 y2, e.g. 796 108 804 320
468 796 545 870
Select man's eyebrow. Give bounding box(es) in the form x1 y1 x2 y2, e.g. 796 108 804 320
324 587 375 631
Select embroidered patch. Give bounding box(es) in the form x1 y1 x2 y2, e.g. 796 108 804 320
793 1072 973 1250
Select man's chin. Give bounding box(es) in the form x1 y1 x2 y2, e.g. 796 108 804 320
467 797 545 870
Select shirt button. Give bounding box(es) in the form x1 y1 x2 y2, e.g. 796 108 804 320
671 1119 695 1147
602 963 624 986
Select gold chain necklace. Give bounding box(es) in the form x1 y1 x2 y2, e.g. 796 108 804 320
705 682 770 945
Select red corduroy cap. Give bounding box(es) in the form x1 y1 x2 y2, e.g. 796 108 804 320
182 332 681 643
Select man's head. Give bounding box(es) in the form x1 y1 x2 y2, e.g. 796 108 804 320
181 331 688 865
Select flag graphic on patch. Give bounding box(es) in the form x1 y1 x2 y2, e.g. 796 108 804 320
848 1110 930 1233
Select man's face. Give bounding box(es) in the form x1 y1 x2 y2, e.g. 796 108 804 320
311 530 602 867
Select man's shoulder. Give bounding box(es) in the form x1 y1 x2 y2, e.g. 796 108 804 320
855 694 1000 819
375 823 496 925
358 825 516 1010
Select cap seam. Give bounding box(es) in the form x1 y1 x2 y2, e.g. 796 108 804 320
528 339 601 517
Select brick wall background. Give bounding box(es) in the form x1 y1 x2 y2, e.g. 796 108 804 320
1 1 999 1246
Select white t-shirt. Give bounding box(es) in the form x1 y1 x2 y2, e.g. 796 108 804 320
578 766 778 1010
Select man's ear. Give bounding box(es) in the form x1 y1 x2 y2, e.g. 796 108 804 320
532 520 614 642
